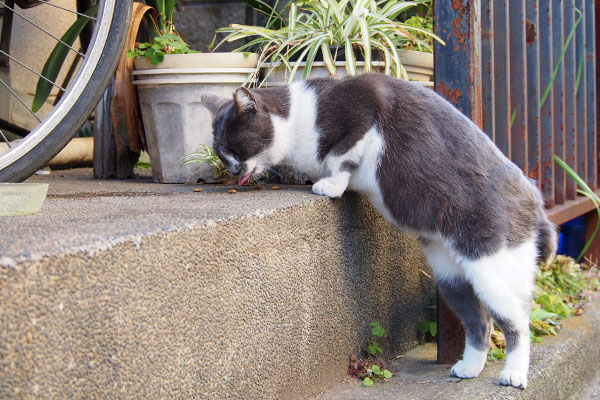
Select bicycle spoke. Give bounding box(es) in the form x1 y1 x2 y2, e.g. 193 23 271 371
27 0 97 21
0 79 42 123
0 50 66 92
0 2 86 58
0 130 11 148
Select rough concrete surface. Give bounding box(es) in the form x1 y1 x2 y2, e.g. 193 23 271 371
316 296 600 400
0 169 433 399
174 0 248 52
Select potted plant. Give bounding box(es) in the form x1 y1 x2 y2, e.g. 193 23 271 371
214 0 441 87
126 0 259 183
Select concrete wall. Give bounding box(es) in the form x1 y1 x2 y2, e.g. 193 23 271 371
174 0 250 52
0 188 433 399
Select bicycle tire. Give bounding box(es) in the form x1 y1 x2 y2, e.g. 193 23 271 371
0 0 132 182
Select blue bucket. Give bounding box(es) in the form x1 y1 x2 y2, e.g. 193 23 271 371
557 216 587 258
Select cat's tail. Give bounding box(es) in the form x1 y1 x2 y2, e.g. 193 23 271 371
536 215 557 266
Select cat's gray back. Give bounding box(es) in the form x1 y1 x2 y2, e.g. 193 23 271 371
298 74 545 260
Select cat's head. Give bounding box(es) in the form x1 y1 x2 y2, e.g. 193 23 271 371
201 88 275 186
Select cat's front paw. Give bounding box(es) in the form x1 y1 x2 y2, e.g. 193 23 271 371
312 179 346 198
451 360 484 379
499 368 527 389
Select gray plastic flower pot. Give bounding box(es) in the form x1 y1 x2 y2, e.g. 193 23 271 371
133 53 257 183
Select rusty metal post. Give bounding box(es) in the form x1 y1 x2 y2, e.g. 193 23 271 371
433 0 482 364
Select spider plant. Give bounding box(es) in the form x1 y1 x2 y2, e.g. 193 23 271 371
215 0 443 83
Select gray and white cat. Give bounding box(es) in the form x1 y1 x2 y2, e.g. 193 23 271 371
201 73 557 389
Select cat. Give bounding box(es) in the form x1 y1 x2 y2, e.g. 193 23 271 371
201 73 557 389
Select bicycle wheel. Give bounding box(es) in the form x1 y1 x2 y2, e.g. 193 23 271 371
0 0 131 182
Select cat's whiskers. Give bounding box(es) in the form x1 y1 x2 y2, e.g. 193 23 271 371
266 167 281 178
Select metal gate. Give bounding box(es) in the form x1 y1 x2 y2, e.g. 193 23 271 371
433 0 597 363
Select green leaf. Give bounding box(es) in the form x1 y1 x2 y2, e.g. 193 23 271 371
510 107 518 128
429 321 437 337
370 321 385 337
358 16 372 73
344 38 357 76
367 344 378 355
32 3 99 112
363 377 374 387
371 365 381 375
149 52 164 66
416 321 429 334
540 7 583 108
320 42 336 76
383 369 393 379
530 309 559 321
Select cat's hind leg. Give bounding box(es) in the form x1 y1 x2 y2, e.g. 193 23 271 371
422 240 492 379
461 238 537 389
438 279 493 379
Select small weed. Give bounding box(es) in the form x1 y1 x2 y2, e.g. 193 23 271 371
349 321 393 387
416 290 437 342
487 347 506 362
416 320 437 339
362 365 393 387
367 321 385 356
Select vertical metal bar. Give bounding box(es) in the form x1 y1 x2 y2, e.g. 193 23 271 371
434 0 481 365
493 0 510 156
539 0 555 208
434 1 482 124
509 0 528 172
563 0 577 200
585 0 597 190
482 0 494 140
526 0 540 184
553 0 566 205
575 0 586 182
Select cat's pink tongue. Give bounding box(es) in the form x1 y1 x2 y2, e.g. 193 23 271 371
238 173 251 186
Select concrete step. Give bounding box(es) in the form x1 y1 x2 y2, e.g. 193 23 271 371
0 168 433 399
315 295 600 400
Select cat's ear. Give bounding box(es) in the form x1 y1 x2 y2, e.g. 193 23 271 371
234 87 257 115
201 93 229 117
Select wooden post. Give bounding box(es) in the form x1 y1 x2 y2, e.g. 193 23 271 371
93 79 138 179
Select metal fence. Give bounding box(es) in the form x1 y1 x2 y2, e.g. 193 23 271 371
435 0 597 224
433 0 597 363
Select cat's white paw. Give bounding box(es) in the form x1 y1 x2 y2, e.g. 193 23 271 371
312 179 346 198
451 360 484 379
499 368 527 389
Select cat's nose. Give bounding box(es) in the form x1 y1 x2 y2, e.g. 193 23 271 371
229 165 242 175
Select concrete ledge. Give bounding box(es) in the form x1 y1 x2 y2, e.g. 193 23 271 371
317 295 600 400
0 169 433 399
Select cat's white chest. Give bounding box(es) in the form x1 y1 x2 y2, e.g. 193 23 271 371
271 82 327 179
